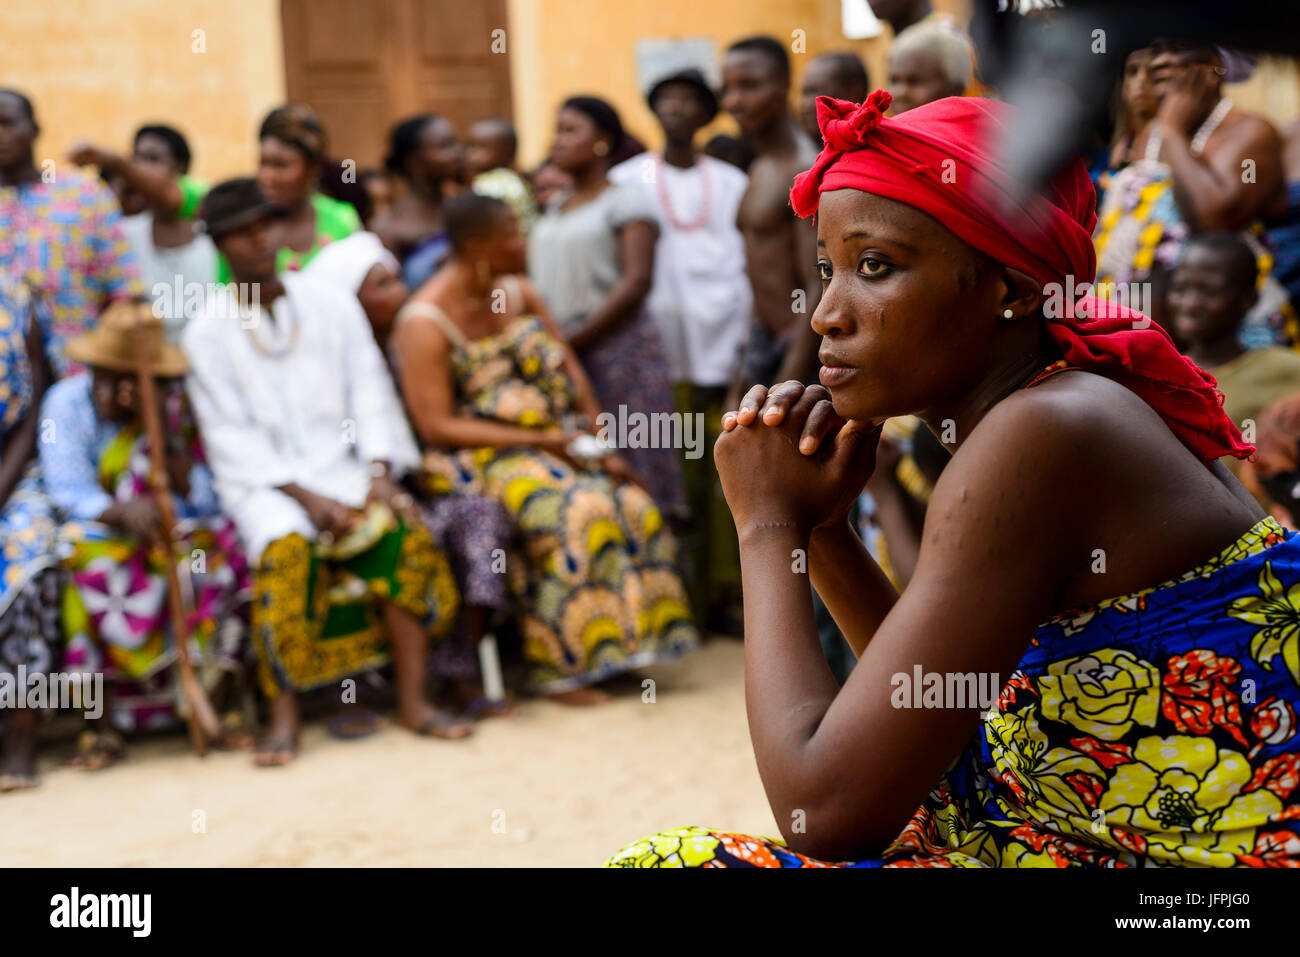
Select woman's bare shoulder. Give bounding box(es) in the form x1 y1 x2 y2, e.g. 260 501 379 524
926 371 1211 550
952 369 1241 509
971 370 1183 461
928 370 1258 609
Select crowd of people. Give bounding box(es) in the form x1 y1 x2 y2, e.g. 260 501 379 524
3 4 1300 868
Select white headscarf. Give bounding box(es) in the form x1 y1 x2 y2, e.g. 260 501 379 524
302 231 401 293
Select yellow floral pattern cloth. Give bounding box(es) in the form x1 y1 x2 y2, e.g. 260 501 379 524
419 315 698 692
609 518 1300 867
252 515 458 697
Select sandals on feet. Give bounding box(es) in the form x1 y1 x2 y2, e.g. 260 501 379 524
459 696 516 721
253 734 298 767
212 710 256 751
63 729 126 771
0 771 39 792
405 712 474 740
326 708 383 740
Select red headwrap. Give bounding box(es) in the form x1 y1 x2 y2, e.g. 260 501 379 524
791 91 1254 464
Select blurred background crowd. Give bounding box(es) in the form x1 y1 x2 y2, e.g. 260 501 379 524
3 0 1300 792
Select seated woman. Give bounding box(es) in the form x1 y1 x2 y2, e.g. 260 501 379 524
393 193 699 705
608 91 1300 868
40 301 251 766
0 280 60 792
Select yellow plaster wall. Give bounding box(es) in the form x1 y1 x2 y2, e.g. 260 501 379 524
5 0 1295 184
1 0 286 182
507 0 971 167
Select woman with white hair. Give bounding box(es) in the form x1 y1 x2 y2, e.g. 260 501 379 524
303 231 410 342
887 22 973 115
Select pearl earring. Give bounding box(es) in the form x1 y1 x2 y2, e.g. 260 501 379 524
1003 309 1014 319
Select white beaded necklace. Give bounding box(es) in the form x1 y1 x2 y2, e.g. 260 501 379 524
1145 97 1233 163
1190 97 1234 155
244 298 300 358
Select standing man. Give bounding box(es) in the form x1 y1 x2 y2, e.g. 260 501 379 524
799 52 870 145
0 89 140 377
721 36 822 398
609 67 752 632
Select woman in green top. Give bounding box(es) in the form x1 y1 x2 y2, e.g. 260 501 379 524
224 104 360 281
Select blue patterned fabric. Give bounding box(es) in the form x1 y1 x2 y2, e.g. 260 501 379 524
0 280 57 617
401 232 452 290
39 374 220 523
610 518 1300 867
1266 181 1300 314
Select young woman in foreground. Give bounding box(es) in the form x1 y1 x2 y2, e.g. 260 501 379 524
608 92 1300 868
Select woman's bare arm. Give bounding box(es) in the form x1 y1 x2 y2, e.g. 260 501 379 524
730 396 1087 861
395 315 568 450
565 219 656 352
807 519 899 659
1163 116 1284 231
68 143 185 216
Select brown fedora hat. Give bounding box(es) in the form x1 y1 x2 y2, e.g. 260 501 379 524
66 300 188 377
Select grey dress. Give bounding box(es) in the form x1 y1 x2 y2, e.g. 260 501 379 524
529 183 684 512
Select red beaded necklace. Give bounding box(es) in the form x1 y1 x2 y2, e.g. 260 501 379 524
1023 359 1074 389
654 152 711 232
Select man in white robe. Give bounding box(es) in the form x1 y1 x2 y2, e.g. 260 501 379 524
183 178 472 764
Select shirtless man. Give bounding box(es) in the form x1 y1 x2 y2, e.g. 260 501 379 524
722 36 822 402
798 52 869 146
1142 40 1285 232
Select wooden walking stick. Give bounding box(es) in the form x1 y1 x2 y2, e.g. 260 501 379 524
131 312 222 755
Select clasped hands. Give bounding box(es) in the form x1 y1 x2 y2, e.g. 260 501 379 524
291 476 418 544
715 381 883 537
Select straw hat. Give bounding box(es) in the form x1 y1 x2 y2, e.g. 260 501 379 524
65 300 188 377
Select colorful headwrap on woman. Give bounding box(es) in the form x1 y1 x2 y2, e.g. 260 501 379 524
259 104 328 163
791 91 1254 464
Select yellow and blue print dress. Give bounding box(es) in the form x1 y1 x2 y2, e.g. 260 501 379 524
414 311 699 693
610 518 1300 867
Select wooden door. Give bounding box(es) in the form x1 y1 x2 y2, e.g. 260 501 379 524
281 0 513 170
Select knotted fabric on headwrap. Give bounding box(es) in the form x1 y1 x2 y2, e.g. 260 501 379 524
791 91 1253 464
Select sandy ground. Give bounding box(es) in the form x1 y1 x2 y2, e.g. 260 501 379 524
0 639 778 866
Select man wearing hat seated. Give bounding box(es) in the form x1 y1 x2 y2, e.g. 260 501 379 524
183 178 471 766
40 300 252 768
609 66 752 633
